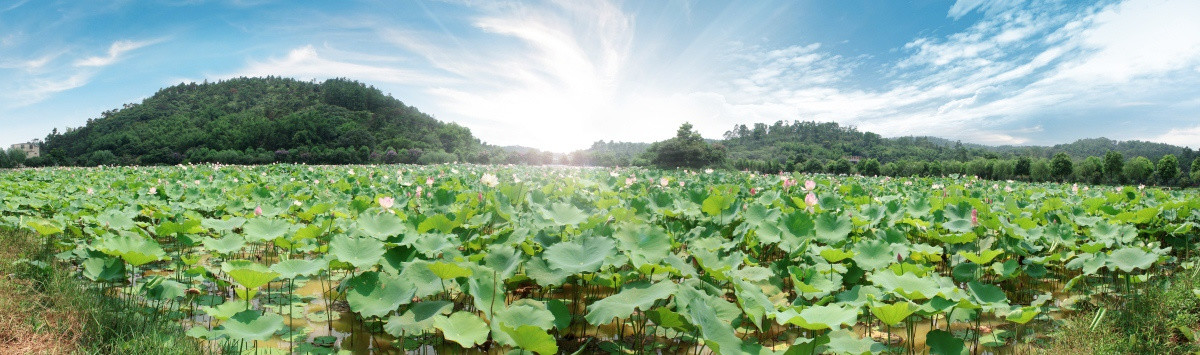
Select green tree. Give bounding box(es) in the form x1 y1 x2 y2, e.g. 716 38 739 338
645 123 726 169
857 158 881 176
1015 157 1031 179
1075 156 1103 184
1126 156 1154 184
826 158 852 175
1103 150 1124 183
1031 158 1052 182
1156 154 1179 184
1051 153 1073 182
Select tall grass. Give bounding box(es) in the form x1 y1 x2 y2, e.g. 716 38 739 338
0 228 201 354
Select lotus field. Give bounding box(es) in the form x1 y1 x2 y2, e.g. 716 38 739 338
1 164 1197 354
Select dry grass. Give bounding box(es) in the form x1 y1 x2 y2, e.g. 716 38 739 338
0 229 84 354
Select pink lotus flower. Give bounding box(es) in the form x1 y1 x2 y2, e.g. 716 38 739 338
378 196 395 209
970 209 978 226
805 192 817 207
86 188 94 195
805 180 816 191
659 177 669 187
254 205 263 217
415 186 423 196
426 177 434 186
750 187 758 195
148 187 157 195
782 177 796 189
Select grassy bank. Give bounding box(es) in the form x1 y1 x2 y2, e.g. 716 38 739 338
1043 264 1200 354
0 228 200 354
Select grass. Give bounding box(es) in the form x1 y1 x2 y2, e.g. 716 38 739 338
1042 265 1200 354
0 227 201 354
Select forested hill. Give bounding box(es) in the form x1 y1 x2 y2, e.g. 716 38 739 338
719 121 1194 170
41 77 483 166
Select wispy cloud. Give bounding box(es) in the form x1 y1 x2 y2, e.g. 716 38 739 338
74 39 162 67
223 45 447 85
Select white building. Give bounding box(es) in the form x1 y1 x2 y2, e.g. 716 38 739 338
10 140 40 158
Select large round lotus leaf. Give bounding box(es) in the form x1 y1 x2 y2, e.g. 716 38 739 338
870 302 916 326
222 260 279 290
585 280 677 326
203 301 251 320
357 212 406 240
82 255 125 282
613 224 671 268
483 244 522 279
94 233 167 267
434 312 489 348
203 235 246 255
97 210 137 231
959 249 1003 264
814 212 852 244
270 258 328 279
242 217 290 242
543 236 615 274
345 271 415 318
329 234 385 269
201 217 245 233
427 261 474 280
384 301 452 336
791 304 858 330
542 202 589 226
221 309 284 342
868 272 940 300
501 324 558 355
926 329 967 355
820 329 885 355
851 239 894 271
820 248 855 263
967 281 1008 306
1005 306 1041 324
1106 247 1157 273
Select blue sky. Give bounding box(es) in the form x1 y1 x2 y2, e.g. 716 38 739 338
2 0 1200 152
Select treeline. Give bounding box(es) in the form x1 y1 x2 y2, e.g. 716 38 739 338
30 77 504 166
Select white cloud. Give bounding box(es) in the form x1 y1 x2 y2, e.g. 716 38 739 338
1148 125 1200 148
74 39 161 67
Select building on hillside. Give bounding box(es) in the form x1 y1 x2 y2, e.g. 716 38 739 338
846 156 863 164
10 140 41 158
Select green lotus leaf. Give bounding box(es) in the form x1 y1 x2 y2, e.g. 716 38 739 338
1106 247 1157 273
94 233 167 267
270 258 328 279
959 249 1003 264
201 216 246 233
384 301 452 336
814 212 852 244
203 301 251 320
501 324 558 355
585 280 676 325
967 281 1008 306
495 300 556 330
434 312 489 348
544 236 615 274
543 202 589 226
614 224 671 268
647 307 695 333
203 234 246 255
926 329 967 355
357 212 407 240
222 260 279 290
820 248 855 263
851 239 895 271
221 310 284 342
483 244 523 280
1005 306 1040 324
242 217 290 242
329 234 385 269
790 304 858 330
81 255 125 282
820 329 884 355
97 210 137 231
345 271 415 318
427 261 474 280
870 302 916 326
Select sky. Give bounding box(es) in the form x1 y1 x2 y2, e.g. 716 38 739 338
2 0 1200 153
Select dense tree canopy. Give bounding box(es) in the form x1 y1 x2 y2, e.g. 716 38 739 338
644 123 726 169
39 77 485 166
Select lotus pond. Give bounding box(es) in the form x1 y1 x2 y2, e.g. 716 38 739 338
1 164 1197 354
